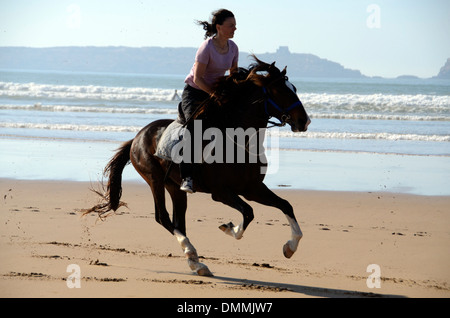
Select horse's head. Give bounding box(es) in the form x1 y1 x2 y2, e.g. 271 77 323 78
248 57 311 132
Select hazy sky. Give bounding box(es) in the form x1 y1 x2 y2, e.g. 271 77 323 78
1 0 449 77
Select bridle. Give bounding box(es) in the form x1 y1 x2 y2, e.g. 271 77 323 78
262 85 303 128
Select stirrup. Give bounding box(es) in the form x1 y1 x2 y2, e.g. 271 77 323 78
180 177 194 194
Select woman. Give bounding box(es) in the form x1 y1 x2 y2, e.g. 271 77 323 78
179 9 239 193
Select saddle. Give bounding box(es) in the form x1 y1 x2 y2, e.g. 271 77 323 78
154 120 185 161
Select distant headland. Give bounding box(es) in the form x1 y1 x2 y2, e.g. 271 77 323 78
0 46 448 79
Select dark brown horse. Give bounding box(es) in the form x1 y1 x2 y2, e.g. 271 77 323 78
85 57 310 276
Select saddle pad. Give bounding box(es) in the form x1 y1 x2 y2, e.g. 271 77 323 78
154 121 185 161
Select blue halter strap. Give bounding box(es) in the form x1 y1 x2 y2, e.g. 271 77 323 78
262 87 302 117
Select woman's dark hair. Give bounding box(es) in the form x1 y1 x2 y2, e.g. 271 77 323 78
196 9 235 39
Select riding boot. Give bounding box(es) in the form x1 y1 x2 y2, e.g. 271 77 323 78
180 176 194 194
180 162 194 193
179 120 195 193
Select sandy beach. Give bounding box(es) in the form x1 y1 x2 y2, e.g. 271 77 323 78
1 178 449 298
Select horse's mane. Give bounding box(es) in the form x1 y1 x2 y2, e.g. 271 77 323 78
213 55 284 102
194 55 284 119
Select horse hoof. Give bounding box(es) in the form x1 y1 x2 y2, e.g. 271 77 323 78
197 265 214 277
219 222 234 233
283 243 295 259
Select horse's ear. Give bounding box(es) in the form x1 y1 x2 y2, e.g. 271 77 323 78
281 66 287 76
268 62 277 75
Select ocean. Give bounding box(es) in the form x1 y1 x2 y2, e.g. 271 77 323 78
1 69 449 195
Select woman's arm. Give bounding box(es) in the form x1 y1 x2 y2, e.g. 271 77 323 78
193 62 214 94
194 61 239 94
230 61 238 74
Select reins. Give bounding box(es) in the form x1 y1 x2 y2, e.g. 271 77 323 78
174 68 303 160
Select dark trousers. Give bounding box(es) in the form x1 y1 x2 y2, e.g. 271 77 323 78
178 85 209 179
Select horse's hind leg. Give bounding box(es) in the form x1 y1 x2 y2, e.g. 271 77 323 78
135 156 210 274
173 229 213 277
244 183 302 259
165 179 213 277
165 178 187 235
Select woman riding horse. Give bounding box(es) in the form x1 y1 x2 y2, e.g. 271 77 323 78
84 56 310 276
179 9 238 193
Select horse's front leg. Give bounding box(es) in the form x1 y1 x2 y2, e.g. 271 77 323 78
282 213 302 258
212 189 254 240
244 183 302 258
218 221 245 240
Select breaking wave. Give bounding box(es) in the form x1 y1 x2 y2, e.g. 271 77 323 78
0 81 177 102
1 122 449 142
1 81 448 115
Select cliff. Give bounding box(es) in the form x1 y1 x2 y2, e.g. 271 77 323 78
434 58 450 79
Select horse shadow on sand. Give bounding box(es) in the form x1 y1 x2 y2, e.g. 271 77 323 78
166 271 407 298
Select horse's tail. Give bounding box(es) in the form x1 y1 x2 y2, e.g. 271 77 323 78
82 139 133 218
